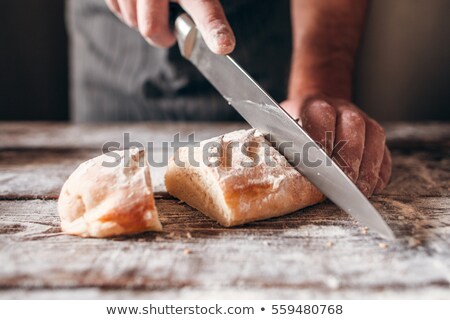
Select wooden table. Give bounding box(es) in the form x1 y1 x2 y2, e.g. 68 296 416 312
0 122 449 299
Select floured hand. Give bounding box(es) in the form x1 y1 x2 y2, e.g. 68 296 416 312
105 0 235 54
281 95 392 197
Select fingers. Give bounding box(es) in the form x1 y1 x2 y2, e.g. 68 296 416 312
117 0 138 28
282 96 389 198
137 0 176 48
105 0 121 16
300 97 336 155
374 146 392 193
280 99 302 122
332 105 366 182
105 0 234 53
179 0 235 54
356 119 386 197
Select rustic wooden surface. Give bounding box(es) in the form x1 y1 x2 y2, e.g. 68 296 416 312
0 122 449 299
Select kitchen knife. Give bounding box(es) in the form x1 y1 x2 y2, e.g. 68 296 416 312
173 12 395 239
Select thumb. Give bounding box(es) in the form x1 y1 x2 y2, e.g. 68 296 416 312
178 0 235 54
280 99 303 124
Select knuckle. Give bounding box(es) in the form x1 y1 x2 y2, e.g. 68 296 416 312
303 99 335 122
309 99 333 113
341 109 364 125
205 15 224 29
194 0 225 25
367 118 385 138
140 20 163 39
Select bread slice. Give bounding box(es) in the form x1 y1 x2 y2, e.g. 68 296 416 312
58 148 162 237
165 129 324 226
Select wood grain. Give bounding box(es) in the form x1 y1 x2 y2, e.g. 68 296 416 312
0 148 168 198
0 197 449 298
0 122 249 149
0 122 449 299
1 124 448 199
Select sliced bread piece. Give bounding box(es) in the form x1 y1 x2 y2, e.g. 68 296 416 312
165 129 324 226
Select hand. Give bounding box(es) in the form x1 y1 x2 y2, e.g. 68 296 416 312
281 95 392 197
105 0 235 54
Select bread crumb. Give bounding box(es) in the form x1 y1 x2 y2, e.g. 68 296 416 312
378 242 388 249
361 227 369 234
183 249 192 255
178 200 185 204
166 232 182 240
326 240 334 248
186 232 192 239
408 237 421 248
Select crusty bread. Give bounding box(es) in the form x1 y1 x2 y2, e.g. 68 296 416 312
58 148 162 237
165 129 325 226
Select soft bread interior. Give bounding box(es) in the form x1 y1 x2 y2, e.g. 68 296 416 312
165 130 324 227
165 151 233 226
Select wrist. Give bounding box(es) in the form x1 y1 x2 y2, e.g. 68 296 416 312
288 0 368 101
288 48 354 101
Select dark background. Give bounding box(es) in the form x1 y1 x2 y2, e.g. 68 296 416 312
1 0 449 121
1 1 68 121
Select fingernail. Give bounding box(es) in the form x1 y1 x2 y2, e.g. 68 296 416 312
210 26 235 54
356 180 371 197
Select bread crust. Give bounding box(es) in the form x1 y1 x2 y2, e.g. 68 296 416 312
165 129 325 226
58 148 162 237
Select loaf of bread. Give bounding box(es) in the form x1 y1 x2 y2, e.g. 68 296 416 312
58 148 162 237
165 129 324 226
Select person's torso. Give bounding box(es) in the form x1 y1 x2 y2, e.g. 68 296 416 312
67 0 292 122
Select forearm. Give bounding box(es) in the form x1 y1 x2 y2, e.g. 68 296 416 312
288 0 368 100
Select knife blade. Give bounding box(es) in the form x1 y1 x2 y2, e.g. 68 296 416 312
174 13 395 239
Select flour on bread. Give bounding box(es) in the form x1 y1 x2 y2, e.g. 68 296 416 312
58 148 162 237
165 129 324 226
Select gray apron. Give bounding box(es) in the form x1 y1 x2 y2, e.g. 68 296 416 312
67 0 291 122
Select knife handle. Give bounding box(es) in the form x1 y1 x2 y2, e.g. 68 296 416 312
169 4 197 58
169 3 185 29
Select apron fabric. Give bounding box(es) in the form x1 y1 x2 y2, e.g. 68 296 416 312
66 0 292 122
